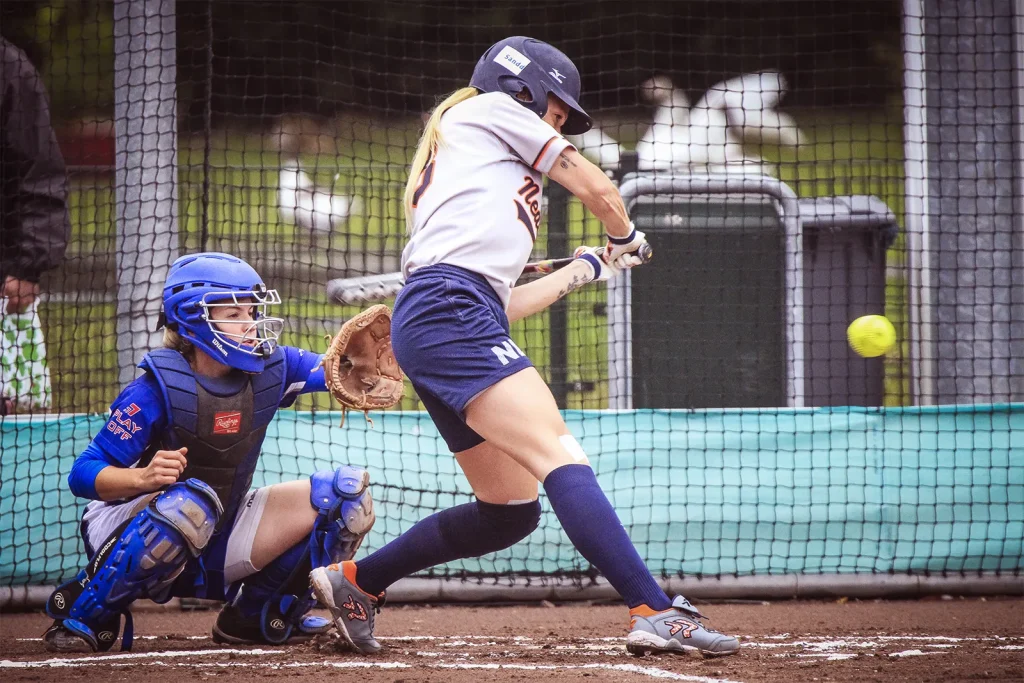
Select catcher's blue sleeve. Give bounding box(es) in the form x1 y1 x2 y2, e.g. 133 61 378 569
279 345 326 408
67 374 168 499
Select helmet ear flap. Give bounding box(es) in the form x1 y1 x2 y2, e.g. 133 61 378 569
496 75 544 116
497 75 534 101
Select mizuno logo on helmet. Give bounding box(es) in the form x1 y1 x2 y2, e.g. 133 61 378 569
494 45 530 75
549 68 565 83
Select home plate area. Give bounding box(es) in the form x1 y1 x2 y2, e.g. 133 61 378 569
1 599 1021 683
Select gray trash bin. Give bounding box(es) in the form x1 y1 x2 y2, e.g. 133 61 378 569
800 195 899 407
614 174 898 409
627 192 789 409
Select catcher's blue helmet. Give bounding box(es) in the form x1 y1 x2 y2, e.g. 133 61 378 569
470 36 592 136
161 252 283 373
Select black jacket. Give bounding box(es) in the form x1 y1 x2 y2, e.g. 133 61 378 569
0 37 69 285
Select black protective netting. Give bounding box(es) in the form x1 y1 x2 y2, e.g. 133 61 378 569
1 0 1021 593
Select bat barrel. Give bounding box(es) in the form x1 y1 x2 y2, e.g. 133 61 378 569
325 243 652 304
327 273 406 305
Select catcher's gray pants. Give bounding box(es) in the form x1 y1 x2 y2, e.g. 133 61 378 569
81 485 273 584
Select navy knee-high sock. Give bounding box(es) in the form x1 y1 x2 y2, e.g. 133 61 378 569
543 464 670 610
235 541 307 617
355 499 540 596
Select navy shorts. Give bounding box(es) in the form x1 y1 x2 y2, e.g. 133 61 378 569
392 264 533 453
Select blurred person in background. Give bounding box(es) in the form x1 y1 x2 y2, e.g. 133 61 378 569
0 36 69 415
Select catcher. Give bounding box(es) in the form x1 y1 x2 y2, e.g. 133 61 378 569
43 252 403 653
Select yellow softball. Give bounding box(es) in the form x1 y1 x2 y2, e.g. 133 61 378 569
847 315 897 358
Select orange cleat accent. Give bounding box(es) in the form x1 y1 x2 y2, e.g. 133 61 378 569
629 604 663 618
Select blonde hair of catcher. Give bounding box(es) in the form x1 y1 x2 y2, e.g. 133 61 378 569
163 327 194 358
403 86 479 230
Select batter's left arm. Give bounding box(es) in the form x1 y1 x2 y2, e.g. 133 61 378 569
506 259 594 323
546 148 631 238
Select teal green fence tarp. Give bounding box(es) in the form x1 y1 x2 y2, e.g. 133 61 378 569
2 404 1022 585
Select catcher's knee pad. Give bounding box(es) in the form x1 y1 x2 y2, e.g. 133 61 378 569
310 465 375 565
46 479 222 651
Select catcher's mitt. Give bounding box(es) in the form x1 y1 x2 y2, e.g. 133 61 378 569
321 304 404 424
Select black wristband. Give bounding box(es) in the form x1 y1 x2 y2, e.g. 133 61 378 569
607 228 636 246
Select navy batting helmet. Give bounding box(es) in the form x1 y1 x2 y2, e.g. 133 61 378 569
469 37 592 135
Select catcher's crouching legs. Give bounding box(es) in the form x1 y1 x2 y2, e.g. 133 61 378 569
213 466 375 645
44 480 223 653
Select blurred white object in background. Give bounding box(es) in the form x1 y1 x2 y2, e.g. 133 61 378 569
567 124 622 171
636 71 805 176
714 71 806 148
278 163 361 233
635 74 693 171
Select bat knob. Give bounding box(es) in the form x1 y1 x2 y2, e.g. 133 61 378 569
637 242 654 263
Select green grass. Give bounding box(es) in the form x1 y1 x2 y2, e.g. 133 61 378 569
49 109 911 414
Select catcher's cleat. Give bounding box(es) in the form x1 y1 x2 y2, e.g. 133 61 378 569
42 620 95 653
626 595 740 658
211 601 331 646
310 561 383 654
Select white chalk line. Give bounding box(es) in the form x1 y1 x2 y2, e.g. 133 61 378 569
780 653 860 661
0 648 281 667
15 635 209 642
0 648 744 683
742 635 1022 651
411 648 625 659
12 633 1022 650
6 632 1021 677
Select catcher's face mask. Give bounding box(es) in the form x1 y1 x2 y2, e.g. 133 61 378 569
200 286 284 361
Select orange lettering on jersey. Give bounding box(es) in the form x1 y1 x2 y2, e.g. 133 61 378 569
515 176 542 240
411 151 436 208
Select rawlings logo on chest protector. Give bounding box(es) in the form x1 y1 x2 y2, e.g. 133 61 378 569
213 411 242 434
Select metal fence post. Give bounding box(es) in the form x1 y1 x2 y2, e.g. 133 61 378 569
113 0 179 387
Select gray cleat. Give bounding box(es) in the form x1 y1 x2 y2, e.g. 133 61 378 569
309 561 382 654
626 595 740 658
42 622 93 653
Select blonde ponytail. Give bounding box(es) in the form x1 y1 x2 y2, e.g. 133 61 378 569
404 87 479 230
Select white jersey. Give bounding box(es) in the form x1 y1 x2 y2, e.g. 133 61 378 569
401 92 574 308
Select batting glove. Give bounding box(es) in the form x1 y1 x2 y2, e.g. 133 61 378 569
574 246 644 283
604 223 648 263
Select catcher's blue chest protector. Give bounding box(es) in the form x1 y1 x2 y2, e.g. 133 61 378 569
138 347 287 526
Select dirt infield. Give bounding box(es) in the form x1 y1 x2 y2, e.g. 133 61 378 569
2 598 1022 682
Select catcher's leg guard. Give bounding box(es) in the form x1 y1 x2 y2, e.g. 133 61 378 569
216 467 374 645
45 479 222 652
310 465 375 566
